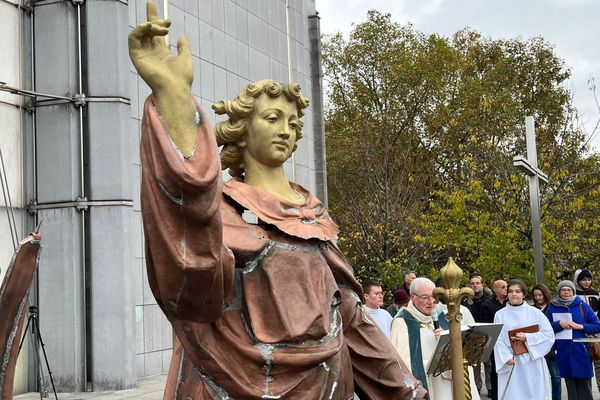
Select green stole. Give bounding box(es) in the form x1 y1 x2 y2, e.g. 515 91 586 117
396 309 448 393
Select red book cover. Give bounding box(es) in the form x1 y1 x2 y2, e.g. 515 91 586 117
508 324 539 355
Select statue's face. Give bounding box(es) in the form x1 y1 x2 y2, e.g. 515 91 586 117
240 94 299 168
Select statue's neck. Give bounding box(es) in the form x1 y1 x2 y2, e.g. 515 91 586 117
244 166 304 205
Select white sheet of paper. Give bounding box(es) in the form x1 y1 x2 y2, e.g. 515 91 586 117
553 313 573 340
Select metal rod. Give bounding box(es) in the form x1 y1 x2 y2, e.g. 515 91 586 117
33 0 127 6
29 199 134 211
162 0 169 45
285 0 293 84
76 2 82 94
284 0 296 182
0 82 73 101
0 99 22 108
75 0 89 390
29 0 42 359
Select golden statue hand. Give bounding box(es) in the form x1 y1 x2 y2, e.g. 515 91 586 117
128 1 193 92
128 1 197 157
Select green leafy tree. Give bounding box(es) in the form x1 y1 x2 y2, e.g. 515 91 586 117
323 11 600 290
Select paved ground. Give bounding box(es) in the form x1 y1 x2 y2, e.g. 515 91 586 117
14 374 166 400
14 371 600 399
478 373 600 400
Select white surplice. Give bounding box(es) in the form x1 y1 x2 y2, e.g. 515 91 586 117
494 302 554 400
364 305 393 337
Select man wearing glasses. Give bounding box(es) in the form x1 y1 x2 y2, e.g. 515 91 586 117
390 278 454 399
362 280 393 337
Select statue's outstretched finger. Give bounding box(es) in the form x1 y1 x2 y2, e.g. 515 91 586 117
177 36 191 57
146 1 159 22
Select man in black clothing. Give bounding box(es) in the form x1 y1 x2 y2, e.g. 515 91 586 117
399 271 416 296
462 273 493 393
575 269 599 314
574 269 600 392
480 279 507 400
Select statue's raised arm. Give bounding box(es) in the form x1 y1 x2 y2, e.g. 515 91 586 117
128 1 196 156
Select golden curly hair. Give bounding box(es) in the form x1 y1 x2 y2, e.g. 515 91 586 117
212 79 310 178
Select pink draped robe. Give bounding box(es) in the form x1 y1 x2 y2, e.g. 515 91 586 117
140 97 425 399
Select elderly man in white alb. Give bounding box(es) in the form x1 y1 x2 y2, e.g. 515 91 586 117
391 277 480 400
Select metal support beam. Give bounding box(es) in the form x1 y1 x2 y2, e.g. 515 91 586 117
27 199 134 214
0 83 130 108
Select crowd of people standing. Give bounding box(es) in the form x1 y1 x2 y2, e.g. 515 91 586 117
361 269 600 400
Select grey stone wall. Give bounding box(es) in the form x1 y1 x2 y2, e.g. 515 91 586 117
3 0 322 393
33 0 136 391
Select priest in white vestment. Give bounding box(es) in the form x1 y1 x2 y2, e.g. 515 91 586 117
494 279 554 400
391 278 480 400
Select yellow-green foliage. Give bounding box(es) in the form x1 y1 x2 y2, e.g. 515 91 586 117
324 11 600 290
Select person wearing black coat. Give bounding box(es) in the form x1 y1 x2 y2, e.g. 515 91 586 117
480 280 508 400
462 273 493 394
574 269 600 393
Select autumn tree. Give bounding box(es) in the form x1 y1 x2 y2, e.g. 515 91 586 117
323 11 600 290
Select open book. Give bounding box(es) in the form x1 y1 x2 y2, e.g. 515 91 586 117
427 323 503 376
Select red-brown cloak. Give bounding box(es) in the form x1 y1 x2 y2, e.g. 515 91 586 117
140 97 426 399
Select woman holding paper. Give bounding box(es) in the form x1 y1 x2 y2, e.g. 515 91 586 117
494 279 555 400
547 280 600 400
532 283 561 400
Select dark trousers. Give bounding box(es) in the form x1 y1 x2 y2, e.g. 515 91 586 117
564 377 593 400
474 361 492 391
546 357 561 400
490 353 498 400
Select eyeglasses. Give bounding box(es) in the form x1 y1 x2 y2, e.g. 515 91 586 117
414 294 435 302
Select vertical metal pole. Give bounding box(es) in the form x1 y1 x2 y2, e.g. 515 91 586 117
525 116 545 284
448 312 466 399
307 13 328 205
285 0 296 182
29 0 39 230
74 0 89 389
163 0 169 46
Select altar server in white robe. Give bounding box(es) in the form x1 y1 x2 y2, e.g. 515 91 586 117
391 278 480 400
494 279 554 400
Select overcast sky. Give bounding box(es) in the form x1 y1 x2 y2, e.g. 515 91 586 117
316 0 600 149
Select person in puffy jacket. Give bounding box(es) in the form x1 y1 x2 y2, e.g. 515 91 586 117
574 269 600 316
573 269 600 393
532 283 561 400
546 280 600 400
